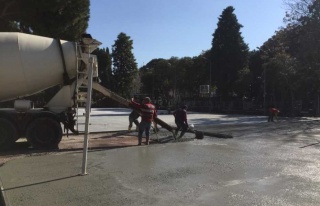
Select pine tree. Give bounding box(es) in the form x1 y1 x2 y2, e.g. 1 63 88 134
112 32 138 97
211 6 249 99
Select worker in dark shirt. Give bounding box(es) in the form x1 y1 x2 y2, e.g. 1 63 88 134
128 97 140 132
173 105 189 139
128 110 140 132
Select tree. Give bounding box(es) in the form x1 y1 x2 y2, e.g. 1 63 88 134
258 27 305 115
140 58 172 100
173 57 194 98
0 0 90 41
191 53 213 97
0 0 23 31
210 6 249 100
111 32 138 97
92 47 113 90
104 48 114 90
283 0 320 114
248 50 264 103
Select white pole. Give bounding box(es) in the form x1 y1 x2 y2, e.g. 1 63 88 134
81 56 94 175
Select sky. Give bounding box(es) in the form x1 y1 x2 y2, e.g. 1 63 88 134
87 0 287 67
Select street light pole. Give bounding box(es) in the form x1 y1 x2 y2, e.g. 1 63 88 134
152 68 155 100
263 67 266 115
209 60 212 94
203 56 212 112
174 66 176 100
209 60 212 112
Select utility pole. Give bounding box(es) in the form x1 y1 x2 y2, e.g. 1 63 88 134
209 60 212 112
203 56 212 112
152 68 155 100
263 67 266 115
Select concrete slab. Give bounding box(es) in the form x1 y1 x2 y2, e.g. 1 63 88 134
1 109 320 206
75 108 268 133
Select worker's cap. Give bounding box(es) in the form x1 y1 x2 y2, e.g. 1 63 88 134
144 97 151 103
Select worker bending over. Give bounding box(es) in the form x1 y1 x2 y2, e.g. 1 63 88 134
173 105 189 139
268 106 280 122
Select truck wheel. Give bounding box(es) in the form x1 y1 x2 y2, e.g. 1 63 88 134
0 118 18 150
26 118 62 149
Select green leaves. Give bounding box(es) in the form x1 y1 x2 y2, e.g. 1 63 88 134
211 6 249 99
0 0 89 41
112 32 138 97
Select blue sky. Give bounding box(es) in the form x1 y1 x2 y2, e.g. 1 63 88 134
87 0 287 67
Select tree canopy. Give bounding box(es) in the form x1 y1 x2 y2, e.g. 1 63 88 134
0 0 90 41
111 32 138 97
210 6 249 99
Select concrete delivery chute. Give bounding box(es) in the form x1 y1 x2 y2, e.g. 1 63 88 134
0 32 175 150
90 82 176 134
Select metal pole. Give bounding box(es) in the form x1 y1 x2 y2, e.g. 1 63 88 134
81 56 94 175
209 61 212 90
152 68 155 100
174 67 176 100
263 67 266 115
209 61 212 112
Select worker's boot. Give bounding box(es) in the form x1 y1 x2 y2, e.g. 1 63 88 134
135 126 139 132
146 137 150 145
138 137 142 145
178 131 186 139
128 126 131 132
173 129 178 140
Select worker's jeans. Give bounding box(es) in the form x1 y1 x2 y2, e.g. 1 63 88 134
138 121 151 137
175 120 188 138
138 121 152 144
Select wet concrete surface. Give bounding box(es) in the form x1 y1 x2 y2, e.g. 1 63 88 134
1 110 320 205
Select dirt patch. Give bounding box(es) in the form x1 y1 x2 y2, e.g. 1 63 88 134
0 129 193 167
59 131 139 150
0 131 141 167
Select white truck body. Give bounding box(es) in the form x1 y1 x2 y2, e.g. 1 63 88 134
0 32 101 150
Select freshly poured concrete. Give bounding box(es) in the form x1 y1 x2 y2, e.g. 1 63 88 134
1 109 320 205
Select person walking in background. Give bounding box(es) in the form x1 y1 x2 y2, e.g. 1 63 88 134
173 105 189 139
128 97 140 132
268 106 280 122
130 97 157 145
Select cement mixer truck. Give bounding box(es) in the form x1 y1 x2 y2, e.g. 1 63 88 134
0 32 176 150
0 32 101 150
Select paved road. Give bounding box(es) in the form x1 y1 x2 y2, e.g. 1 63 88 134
1 109 320 206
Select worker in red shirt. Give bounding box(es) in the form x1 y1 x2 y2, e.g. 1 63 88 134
130 97 157 145
268 106 280 122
